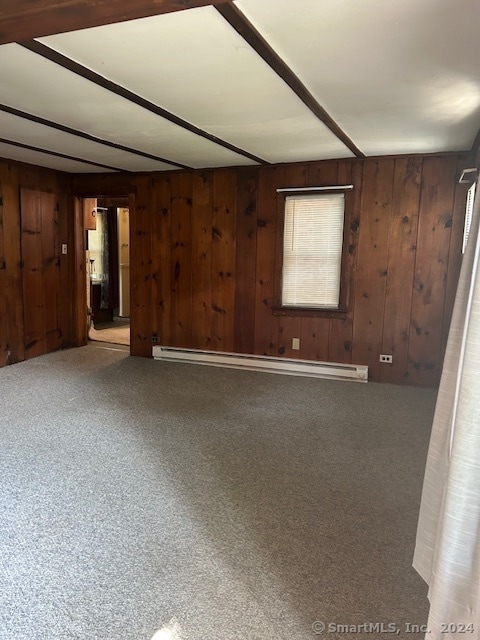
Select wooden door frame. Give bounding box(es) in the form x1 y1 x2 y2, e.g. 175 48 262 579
72 191 135 351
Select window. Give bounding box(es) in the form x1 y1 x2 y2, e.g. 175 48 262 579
281 191 346 309
462 181 476 254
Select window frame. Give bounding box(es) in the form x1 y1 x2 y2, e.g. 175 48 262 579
272 187 354 318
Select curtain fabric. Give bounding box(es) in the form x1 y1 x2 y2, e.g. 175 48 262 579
413 189 480 637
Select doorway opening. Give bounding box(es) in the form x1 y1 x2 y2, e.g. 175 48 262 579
84 196 130 347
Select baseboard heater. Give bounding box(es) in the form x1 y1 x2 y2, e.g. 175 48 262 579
153 346 368 383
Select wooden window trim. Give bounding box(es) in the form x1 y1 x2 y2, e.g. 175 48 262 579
271 306 348 319
272 187 355 318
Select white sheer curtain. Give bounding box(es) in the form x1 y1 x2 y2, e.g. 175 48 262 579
413 187 480 637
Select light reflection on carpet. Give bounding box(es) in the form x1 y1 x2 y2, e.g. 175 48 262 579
89 321 130 346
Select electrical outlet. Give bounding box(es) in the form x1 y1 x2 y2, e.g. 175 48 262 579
379 354 393 363
292 337 300 350
151 335 160 343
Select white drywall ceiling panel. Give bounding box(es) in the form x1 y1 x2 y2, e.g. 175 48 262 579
0 141 114 173
39 6 352 163
0 110 178 172
0 44 253 169
236 0 480 155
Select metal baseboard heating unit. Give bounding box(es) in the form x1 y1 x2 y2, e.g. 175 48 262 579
153 346 368 382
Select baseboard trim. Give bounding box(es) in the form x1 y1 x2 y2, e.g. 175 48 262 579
153 346 368 382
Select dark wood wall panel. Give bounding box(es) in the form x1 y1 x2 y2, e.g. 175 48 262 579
352 158 395 381
211 169 236 352
0 152 466 382
20 187 62 358
0 180 7 367
21 188 47 359
380 157 422 384
190 172 212 350
276 165 307 359
308 161 337 188
169 173 193 349
299 316 327 361
234 168 258 354
407 156 458 386
58 178 75 348
73 197 87 348
152 175 172 347
0 158 72 369
71 152 467 386
131 176 154 357
296 163 338 364
41 191 62 353
0 162 25 365
254 166 286 357
327 160 359 363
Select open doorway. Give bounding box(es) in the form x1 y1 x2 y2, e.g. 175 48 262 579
84 197 130 347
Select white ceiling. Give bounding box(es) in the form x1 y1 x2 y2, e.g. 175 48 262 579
0 0 478 174
237 0 480 155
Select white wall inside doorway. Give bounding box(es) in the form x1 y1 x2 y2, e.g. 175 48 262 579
117 207 130 318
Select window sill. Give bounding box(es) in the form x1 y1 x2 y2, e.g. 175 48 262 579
271 306 348 319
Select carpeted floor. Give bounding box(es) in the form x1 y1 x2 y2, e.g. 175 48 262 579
0 344 436 640
89 319 130 346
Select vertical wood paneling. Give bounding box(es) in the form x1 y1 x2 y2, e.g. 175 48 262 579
0 181 7 366
72 153 466 386
0 162 25 364
83 197 97 231
191 171 213 350
0 160 75 367
151 175 171 345
277 315 301 358
328 160 359 363
211 169 236 352
41 191 61 352
234 167 258 354
73 197 87 347
21 188 47 359
381 157 422 384
20 188 62 359
57 176 74 348
130 176 153 357
408 156 457 386
305 161 339 361
307 161 338 187
352 158 395 380
276 165 307 358
169 172 193 348
300 317 329 361
254 166 285 356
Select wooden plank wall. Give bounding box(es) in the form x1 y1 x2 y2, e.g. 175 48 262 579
0 158 74 367
75 152 469 386
20 188 63 359
0 175 7 367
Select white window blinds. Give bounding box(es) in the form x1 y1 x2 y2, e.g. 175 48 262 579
463 182 476 254
282 193 345 308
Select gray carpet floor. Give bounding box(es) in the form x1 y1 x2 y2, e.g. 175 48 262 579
0 344 436 640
